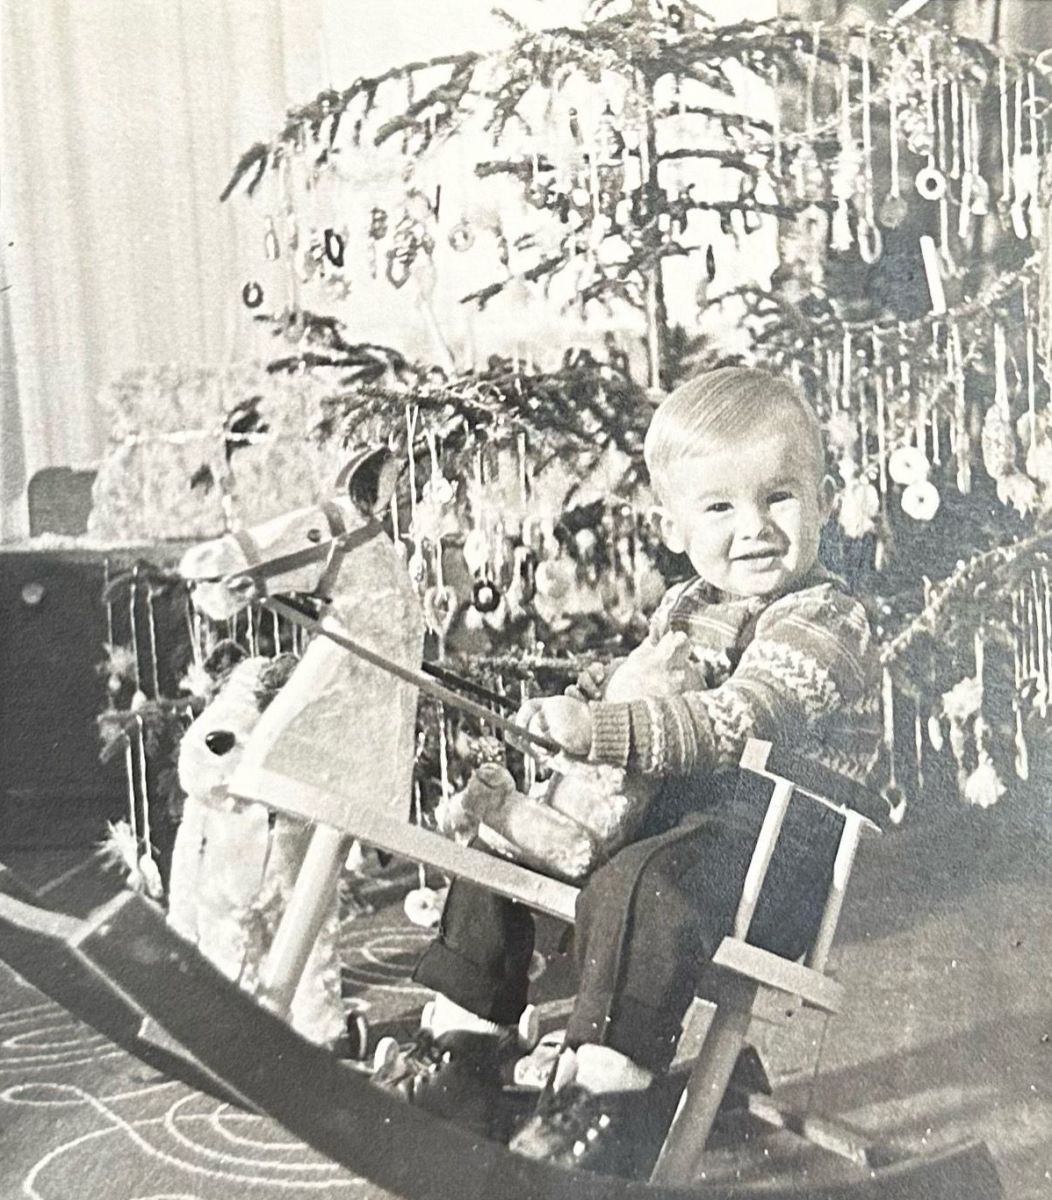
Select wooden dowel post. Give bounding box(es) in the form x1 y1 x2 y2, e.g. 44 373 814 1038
650 974 759 1186
807 812 863 973
733 778 794 941
256 823 349 1018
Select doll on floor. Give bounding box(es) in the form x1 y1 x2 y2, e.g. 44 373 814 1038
167 644 346 1047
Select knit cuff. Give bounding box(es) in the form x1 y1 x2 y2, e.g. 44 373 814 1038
588 702 632 767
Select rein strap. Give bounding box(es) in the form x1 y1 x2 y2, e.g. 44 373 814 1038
260 595 563 758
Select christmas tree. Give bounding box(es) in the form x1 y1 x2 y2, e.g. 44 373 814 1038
97 1 1052 843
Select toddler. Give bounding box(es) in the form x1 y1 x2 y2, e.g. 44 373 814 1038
377 368 882 1171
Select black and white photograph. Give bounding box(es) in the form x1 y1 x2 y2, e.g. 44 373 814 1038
0 1 1049 1196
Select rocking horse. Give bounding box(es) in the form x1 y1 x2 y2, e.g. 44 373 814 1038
0 467 1002 1199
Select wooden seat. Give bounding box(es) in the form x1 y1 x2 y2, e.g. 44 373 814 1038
336 735 880 1185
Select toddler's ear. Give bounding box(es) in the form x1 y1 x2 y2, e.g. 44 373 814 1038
818 475 837 521
649 505 685 555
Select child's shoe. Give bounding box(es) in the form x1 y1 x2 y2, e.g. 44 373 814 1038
509 1081 649 1176
372 1028 516 1140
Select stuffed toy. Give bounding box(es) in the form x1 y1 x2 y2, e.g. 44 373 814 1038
457 630 704 882
167 647 346 1047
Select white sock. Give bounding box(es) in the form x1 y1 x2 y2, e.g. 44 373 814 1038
425 993 508 1039
572 1044 653 1094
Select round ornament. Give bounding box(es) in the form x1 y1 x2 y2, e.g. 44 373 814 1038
241 281 264 309
915 166 947 202
534 558 573 600
888 445 930 487
900 480 940 521
471 579 501 613
323 227 346 267
448 219 475 252
878 193 909 230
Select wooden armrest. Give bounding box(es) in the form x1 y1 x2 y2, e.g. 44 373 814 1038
711 937 844 1014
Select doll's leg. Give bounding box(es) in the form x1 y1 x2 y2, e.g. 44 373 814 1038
412 853 538 1027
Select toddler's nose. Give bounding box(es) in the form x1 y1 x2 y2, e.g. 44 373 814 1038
205 730 237 756
736 505 769 538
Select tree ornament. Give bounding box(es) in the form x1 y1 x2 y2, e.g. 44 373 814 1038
462 528 490 578
595 102 625 165
323 227 346 267
241 281 264 309
887 445 930 487
900 479 940 522
407 545 429 586
471 578 501 613
263 217 281 261
423 584 459 636
448 219 475 252
838 474 880 538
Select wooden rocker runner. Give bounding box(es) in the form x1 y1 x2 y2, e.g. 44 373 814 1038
0 490 1003 1198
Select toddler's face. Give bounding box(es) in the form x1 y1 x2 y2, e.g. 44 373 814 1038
657 425 833 598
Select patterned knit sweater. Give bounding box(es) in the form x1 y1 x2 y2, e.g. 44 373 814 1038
588 565 882 791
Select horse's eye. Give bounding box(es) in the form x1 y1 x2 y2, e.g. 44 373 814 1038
306 527 323 543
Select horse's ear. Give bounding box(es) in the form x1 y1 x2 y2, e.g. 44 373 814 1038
338 443 403 517
203 639 248 679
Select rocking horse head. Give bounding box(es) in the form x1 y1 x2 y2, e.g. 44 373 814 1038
178 446 401 622
176 447 426 835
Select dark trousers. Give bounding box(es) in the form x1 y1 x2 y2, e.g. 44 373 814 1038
413 771 841 1073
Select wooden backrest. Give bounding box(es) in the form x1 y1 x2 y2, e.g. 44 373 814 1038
732 739 881 978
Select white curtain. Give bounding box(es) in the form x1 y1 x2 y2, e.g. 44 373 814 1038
0 0 776 542
0 0 327 540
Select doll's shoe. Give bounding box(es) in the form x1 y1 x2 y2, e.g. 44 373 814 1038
372 1029 515 1139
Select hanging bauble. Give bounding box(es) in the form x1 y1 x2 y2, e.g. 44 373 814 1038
423 584 459 636
405 189 435 223
914 166 947 202
462 529 490 577
471 579 502 614
323 227 346 268
534 557 573 600
963 751 1005 809
838 477 880 538
295 241 319 284
407 547 429 586
878 193 909 230
595 102 625 165
996 473 1039 516
900 480 940 521
927 714 945 751
369 207 389 241
263 217 281 261
981 404 1017 480
324 274 353 301
448 219 475 252
241 281 264 309
888 445 930 487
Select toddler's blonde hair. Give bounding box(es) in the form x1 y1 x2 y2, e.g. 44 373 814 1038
644 367 824 501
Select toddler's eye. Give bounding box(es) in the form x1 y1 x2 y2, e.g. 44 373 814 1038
767 490 794 505
705 501 732 514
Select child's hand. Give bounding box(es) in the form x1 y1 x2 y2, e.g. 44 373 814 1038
515 695 592 758
564 661 607 702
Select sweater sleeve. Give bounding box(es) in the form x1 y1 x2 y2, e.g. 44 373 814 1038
588 584 877 777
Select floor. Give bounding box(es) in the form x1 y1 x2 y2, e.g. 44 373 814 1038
0 786 1049 1199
